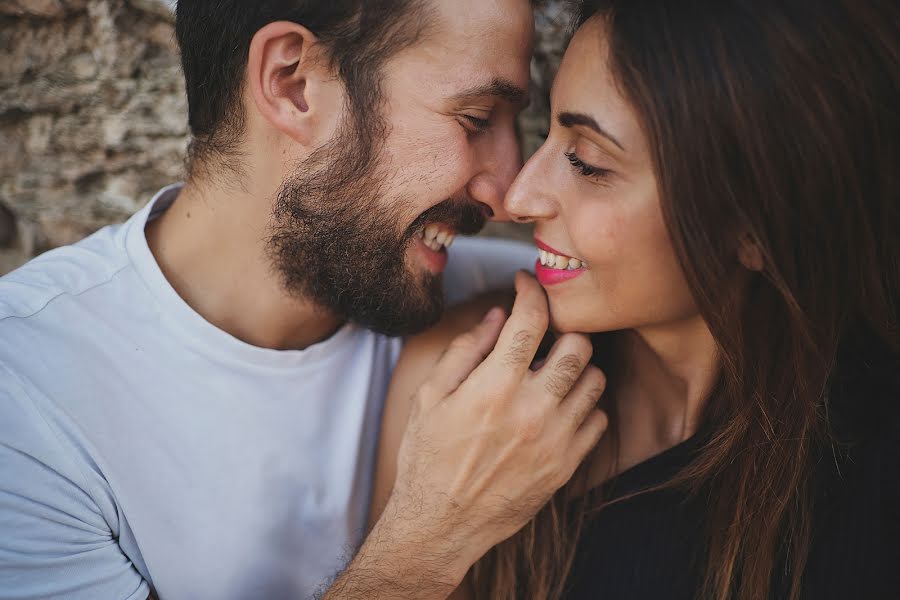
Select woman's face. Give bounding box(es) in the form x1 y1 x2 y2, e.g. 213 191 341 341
505 17 698 335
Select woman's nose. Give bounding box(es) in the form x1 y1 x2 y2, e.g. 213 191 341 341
466 126 522 222
503 143 558 223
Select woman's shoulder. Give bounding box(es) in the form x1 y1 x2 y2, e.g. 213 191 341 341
367 289 514 530
391 289 514 416
391 289 515 397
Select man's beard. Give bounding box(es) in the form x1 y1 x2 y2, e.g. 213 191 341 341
267 115 487 337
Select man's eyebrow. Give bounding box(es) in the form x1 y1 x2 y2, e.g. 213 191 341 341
557 111 626 151
450 78 529 109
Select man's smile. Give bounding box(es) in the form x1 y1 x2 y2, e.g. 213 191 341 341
419 223 457 251
414 223 456 273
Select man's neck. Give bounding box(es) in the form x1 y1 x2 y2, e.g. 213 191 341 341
145 178 344 351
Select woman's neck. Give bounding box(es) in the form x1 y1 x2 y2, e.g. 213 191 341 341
584 314 719 488
618 315 719 445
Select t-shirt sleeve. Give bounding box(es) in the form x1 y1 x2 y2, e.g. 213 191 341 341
0 374 149 600
442 236 536 306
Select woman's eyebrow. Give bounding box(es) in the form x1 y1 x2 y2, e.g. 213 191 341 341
557 111 625 151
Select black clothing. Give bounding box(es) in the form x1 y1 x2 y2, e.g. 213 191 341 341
565 339 899 599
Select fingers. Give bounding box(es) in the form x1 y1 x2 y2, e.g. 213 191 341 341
473 272 548 384
424 307 507 402
536 333 594 402
558 365 606 427
568 409 609 467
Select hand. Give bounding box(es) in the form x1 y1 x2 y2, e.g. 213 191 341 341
383 271 608 584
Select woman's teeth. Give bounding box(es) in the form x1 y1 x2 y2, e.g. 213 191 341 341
539 249 586 270
419 223 456 252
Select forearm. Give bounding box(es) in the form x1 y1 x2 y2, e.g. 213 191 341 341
320 551 455 600
320 501 472 600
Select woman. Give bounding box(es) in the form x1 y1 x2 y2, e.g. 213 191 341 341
371 0 899 599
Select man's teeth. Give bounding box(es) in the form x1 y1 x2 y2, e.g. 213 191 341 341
539 249 586 270
419 224 456 252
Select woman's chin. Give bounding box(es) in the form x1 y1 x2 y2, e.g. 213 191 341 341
547 301 623 336
549 308 597 335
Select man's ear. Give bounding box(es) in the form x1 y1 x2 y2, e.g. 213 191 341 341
737 233 764 272
247 21 335 146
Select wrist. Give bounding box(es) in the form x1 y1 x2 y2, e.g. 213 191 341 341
363 496 476 592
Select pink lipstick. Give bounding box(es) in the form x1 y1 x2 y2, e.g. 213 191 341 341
534 238 587 286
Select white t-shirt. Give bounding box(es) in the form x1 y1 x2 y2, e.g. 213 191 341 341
0 184 535 600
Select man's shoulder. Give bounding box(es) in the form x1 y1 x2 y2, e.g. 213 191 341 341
0 220 132 323
443 236 534 306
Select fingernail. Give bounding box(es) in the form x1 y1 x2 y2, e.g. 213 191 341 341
482 307 503 324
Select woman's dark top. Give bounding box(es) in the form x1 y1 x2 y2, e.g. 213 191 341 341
565 339 899 599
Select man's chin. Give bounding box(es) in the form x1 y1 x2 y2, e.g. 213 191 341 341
356 277 444 337
360 306 443 337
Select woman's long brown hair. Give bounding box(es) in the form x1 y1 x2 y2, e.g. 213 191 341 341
473 1 899 599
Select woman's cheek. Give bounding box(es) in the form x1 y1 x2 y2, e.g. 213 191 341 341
572 204 625 268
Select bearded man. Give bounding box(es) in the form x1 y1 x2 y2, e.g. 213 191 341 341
0 2 606 599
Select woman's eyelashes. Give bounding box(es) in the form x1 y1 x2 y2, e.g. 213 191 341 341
565 151 613 182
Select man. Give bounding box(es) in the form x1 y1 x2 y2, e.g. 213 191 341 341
0 1 607 599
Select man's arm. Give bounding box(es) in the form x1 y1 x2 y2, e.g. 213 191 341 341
320 273 608 599
362 292 511 600
0 368 150 600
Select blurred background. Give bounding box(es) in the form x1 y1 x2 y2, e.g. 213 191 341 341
0 0 572 275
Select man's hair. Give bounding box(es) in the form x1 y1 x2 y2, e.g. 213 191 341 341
174 0 433 178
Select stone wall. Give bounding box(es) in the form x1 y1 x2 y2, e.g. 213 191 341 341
0 0 185 273
0 0 571 274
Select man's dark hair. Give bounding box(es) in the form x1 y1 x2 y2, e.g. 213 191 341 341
174 0 433 177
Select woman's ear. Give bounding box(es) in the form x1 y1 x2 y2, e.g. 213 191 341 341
246 21 333 147
737 233 764 272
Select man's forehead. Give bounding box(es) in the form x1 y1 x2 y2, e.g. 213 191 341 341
412 0 534 101
450 79 530 111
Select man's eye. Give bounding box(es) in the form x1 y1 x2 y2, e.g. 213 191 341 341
461 114 491 133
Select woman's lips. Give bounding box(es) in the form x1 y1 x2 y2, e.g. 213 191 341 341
535 259 586 285
534 237 587 286
534 238 565 255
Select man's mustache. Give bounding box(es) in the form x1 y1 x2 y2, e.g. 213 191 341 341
405 199 489 239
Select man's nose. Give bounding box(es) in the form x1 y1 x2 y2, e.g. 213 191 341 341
466 127 523 221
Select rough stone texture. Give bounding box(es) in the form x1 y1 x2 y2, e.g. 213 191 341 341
483 0 572 242
0 0 186 273
0 0 571 274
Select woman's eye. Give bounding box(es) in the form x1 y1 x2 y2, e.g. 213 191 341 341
565 151 612 181
461 114 491 133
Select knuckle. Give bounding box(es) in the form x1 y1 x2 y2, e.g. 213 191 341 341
502 329 536 367
544 369 578 398
585 387 603 406
554 353 586 379
585 365 607 390
583 411 608 438
573 397 599 425
542 352 586 397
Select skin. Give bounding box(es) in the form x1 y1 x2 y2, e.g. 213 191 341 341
146 0 532 351
141 2 611 599
369 16 763 597
505 16 722 467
